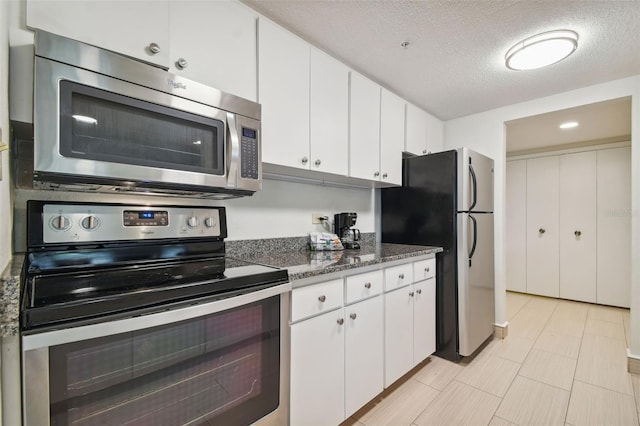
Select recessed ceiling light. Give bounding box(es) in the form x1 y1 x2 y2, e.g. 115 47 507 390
559 121 579 129
505 30 578 71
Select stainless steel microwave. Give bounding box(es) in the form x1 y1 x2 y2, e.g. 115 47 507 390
11 30 262 198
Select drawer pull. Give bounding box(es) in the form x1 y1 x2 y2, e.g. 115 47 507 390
364 282 372 289
399 273 405 279
337 318 344 325
416 289 422 295
350 313 357 320
425 267 430 272
409 291 415 297
318 295 326 303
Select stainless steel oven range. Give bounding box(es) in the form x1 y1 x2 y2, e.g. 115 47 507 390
20 201 290 426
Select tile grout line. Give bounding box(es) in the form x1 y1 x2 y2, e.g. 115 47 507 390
563 303 588 426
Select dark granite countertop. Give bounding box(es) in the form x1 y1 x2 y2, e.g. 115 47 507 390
237 242 442 282
1 255 23 337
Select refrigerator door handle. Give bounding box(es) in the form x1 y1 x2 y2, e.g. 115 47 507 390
469 162 478 211
469 214 478 266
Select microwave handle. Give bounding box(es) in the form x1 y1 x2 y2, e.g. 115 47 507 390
226 112 240 188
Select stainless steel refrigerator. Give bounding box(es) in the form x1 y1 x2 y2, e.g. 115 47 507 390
381 148 495 361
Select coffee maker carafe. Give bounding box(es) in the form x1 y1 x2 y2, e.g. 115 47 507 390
334 212 361 249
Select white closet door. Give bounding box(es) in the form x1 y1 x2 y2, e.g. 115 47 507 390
597 147 631 308
506 160 527 293
559 152 597 303
526 156 560 297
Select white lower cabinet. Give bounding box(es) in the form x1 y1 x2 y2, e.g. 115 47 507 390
290 258 435 425
344 296 384 417
290 308 345 426
384 278 436 387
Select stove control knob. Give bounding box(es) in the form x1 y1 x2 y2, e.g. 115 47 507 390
50 215 71 231
81 215 99 230
204 216 216 228
187 216 199 228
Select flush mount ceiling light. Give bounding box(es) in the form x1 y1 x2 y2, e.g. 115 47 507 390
505 30 578 71
559 121 579 129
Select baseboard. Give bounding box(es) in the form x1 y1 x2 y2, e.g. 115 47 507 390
494 322 509 339
627 349 640 374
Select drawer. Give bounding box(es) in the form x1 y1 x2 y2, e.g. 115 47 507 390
291 278 344 322
413 258 436 282
384 263 413 292
345 270 383 304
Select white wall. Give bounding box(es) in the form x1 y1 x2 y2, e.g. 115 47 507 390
0 0 12 274
444 76 640 356
220 178 375 240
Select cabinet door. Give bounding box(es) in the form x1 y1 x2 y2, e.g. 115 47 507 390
405 103 428 155
559 152 597 303
597 147 631 307
290 309 345 426
258 18 310 169
425 112 444 154
413 280 436 364
383 287 414 387
349 72 381 180
526 156 560 297
27 0 170 67
344 296 383 418
169 0 257 101
379 88 404 185
310 48 349 175
506 160 527 292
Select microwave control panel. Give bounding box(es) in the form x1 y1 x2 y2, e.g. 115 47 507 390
42 204 225 243
240 127 259 180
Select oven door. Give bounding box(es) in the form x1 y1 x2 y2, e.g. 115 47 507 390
22 284 290 426
34 56 261 194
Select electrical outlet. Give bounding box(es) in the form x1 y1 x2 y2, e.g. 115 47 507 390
311 212 327 224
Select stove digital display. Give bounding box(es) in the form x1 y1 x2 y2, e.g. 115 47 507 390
123 210 169 227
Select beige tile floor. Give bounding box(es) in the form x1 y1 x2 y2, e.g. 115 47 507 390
341 291 640 426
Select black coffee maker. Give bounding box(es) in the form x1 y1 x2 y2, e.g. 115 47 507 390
334 212 361 249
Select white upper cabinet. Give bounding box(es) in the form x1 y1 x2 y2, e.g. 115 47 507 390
349 72 381 181
168 0 257 101
405 103 444 155
258 17 310 169
405 103 428 155
310 48 349 175
379 88 405 186
27 0 171 67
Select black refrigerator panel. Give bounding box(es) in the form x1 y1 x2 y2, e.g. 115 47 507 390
381 150 461 361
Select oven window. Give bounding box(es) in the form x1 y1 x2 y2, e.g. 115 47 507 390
59 80 225 176
48 296 280 426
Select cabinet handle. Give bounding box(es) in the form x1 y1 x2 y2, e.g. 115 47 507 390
337 318 344 325
148 43 161 54
301 156 309 164
539 228 546 234
318 295 326 303
425 267 430 272
374 171 380 177
350 313 357 320
416 289 422 295
314 159 321 166
382 172 388 179
399 273 405 279
409 291 415 297
574 230 582 237
364 282 372 289
422 149 427 154
176 58 188 69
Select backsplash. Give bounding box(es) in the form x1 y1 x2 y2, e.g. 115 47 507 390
226 232 376 258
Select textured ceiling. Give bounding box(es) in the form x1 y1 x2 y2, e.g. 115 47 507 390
505 97 632 154
241 0 640 120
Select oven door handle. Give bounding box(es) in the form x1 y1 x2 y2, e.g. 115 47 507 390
22 282 291 351
227 112 240 189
